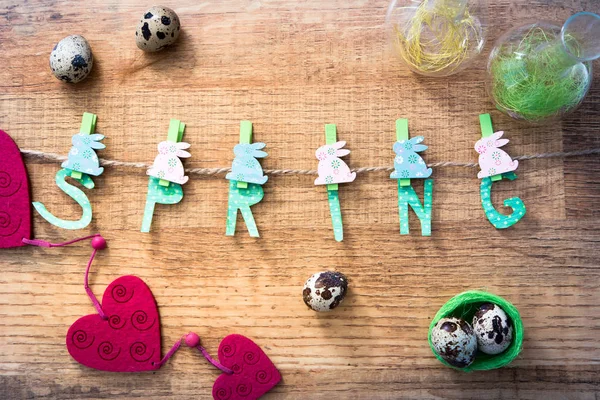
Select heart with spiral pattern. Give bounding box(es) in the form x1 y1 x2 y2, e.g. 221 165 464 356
0 129 31 248
66 275 162 372
212 334 281 400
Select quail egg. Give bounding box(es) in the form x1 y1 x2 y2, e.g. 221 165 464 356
431 317 478 368
136 6 181 52
303 271 348 312
49 35 93 83
472 303 513 355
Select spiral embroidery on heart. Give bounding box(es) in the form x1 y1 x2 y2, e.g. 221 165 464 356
222 343 236 357
131 310 155 331
97 341 121 361
231 363 242 374
214 386 231 400
71 330 94 349
107 314 126 329
0 171 20 197
0 212 20 237
0 171 9 188
130 341 154 362
236 383 252 397
243 350 260 365
0 212 11 229
256 369 272 384
111 284 134 303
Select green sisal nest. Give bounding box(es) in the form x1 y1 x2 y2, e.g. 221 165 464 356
428 291 524 371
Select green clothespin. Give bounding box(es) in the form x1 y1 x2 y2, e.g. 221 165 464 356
479 114 502 182
325 124 339 191
70 112 97 180
237 121 253 189
324 124 344 241
390 118 434 236
477 113 525 229
141 119 188 232
396 118 411 187
159 119 186 187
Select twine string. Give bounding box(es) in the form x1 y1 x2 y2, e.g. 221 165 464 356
20 147 600 177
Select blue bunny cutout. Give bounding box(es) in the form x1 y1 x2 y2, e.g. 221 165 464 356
390 136 432 180
61 132 105 176
225 143 268 185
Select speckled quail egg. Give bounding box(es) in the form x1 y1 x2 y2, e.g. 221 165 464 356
49 35 93 83
136 6 181 52
302 271 348 312
431 317 478 368
472 303 513 355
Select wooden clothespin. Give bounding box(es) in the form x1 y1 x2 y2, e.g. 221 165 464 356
396 118 411 187
390 118 434 236
314 124 356 242
325 124 339 192
159 119 186 187
70 112 97 180
479 114 502 182
236 120 253 189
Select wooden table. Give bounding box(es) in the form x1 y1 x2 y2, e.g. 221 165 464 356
1 1 599 398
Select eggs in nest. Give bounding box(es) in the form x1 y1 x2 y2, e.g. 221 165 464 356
431 303 514 368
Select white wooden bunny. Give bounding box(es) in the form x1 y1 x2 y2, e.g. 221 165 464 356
475 131 518 179
147 141 191 184
314 141 357 185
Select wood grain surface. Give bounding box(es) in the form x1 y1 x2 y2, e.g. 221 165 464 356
1 0 599 399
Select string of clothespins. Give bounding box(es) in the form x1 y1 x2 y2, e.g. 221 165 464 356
4 113 599 243
20 147 600 176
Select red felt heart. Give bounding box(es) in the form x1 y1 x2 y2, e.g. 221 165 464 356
0 129 31 248
212 334 281 400
66 275 162 372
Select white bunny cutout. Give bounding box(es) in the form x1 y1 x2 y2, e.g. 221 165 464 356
475 131 519 179
314 141 357 185
147 141 191 185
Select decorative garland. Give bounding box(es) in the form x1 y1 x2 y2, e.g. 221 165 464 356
20 147 600 176
5 112 597 239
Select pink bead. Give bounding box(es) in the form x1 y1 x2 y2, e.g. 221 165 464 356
91 235 107 250
185 332 200 348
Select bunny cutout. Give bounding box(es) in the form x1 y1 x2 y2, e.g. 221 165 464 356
390 136 432 180
475 131 519 179
314 141 356 185
61 132 105 176
225 142 268 185
146 141 191 185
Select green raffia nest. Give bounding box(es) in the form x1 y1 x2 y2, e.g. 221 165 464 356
428 291 524 371
489 27 590 122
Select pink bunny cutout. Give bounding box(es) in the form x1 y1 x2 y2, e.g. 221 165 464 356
475 131 519 179
314 141 357 185
147 141 191 185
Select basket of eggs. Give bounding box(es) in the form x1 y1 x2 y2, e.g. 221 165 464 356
428 291 524 371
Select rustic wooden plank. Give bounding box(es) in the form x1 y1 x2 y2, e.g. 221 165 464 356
0 0 599 399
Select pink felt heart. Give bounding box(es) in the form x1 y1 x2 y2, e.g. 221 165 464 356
66 275 162 372
212 334 281 400
0 129 31 248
